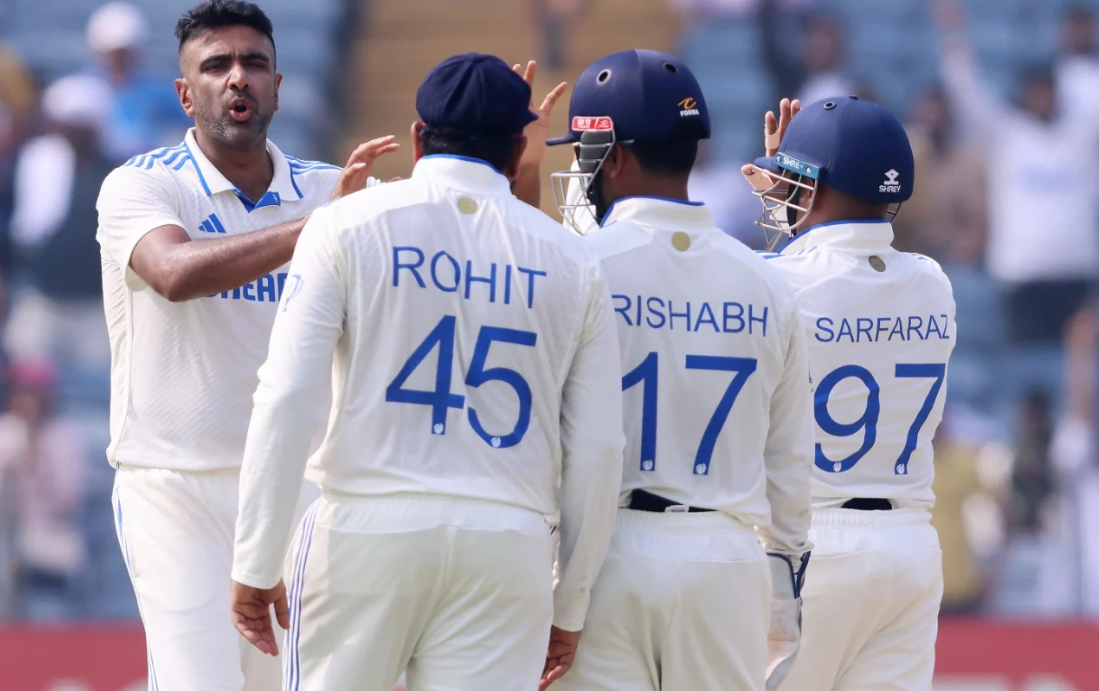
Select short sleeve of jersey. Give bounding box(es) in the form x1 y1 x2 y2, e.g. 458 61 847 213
97 165 185 290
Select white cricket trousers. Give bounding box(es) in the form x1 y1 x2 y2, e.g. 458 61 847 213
282 492 556 691
111 464 319 691
556 508 771 691
778 508 943 691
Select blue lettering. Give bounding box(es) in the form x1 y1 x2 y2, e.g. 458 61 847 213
815 317 835 343
277 272 288 299
517 267 547 309
876 317 891 342
723 302 745 333
431 251 460 293
464 261 497 302
646 297 666 329
837 318 854 343
393 246 426 288
695 302 719 333
668 301 691 331
613 294 633 326
504 265 513 305
889 317 906 342
243 281 256 301
749 304 768 337
856 318 873 343
221 286 241 299
925 314 944 340
907 316 924 341
940 313 951 339
257 274 277 302
634 294 642 325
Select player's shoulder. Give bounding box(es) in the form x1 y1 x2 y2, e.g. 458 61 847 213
895 251 954 292
100 144 193 203
284 154 341 185
581 218 650 261
504 196 601 269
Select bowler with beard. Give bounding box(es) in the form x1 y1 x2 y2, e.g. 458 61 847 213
94 2 397 689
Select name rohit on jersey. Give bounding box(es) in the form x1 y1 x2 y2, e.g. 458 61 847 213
613 294 769 336
392 246 547 309
815 314 951 343
209 272 289 303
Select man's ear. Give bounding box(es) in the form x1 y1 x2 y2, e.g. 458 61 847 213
175 78 194 117
601 143 627 179
273 72 282 112
503 135 528 181
411 121 425 163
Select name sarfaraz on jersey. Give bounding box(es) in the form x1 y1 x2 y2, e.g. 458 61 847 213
815 314 951 343
613 294 769 336
391 246 548 309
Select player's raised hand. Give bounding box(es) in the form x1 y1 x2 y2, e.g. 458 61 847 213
513 60 569 169
230 579 289 656
765 97 801 158
540 626 581 690
330 135 400 200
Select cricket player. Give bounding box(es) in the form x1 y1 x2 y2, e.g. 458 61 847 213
95 2 396 689
542 49 814 691
743 96 956 691
229 53 625 691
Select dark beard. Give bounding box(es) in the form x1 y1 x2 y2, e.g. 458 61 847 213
586 171 610 225
194 101 271 150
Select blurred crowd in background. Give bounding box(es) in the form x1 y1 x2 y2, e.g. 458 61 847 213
0 0 1095 625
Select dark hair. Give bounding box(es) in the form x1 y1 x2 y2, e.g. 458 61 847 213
175 0 275 53
627 132 700 177
418 126 522 173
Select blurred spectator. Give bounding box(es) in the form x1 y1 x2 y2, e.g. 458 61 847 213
5 75 113 371
0 44 35 308
1010 389 1055 534
760 5 857 106
82 2 190 162
670 0 816 30
1057 4 1099 123
896 85 986 262
939 3 1098 410
531 0 593 72
0 359 87 621
931 410 989 615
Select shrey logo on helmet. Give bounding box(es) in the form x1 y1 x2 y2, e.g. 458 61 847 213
880 169 901 194
678 97 700 117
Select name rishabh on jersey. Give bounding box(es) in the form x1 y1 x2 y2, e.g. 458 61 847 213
762 220 957 510
95 128 341 471
584 197 813 555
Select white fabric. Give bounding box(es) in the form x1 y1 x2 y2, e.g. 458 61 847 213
11 134 75 248
777 508 942 691
41 74 112 130
765 555 802 690
283 493 554 691
584 197 813 557
111 464 319 691
943 44 1099 283
232 155 625 633
555 508 771 691
797 73 858 107
96 128 340 471
766 222 956 510
86 1 146 53
1057 56 1099 124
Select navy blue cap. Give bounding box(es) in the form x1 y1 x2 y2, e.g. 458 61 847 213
548 49 710 146
754 96 914 204
416 53 539 137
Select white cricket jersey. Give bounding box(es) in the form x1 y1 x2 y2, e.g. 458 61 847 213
584 197 813 556
763 221 957 510
232 155 625 631
96 128 341 471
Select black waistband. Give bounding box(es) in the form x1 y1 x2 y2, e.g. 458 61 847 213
628 489 715 513
841 498 893 511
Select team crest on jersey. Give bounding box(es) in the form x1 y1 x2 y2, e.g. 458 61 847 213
678 97 700 117
880 169 901 194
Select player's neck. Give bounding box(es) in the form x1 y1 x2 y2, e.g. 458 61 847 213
627 177 691 203
194 128 274 202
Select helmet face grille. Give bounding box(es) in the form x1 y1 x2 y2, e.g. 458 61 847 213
552 129 616 235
